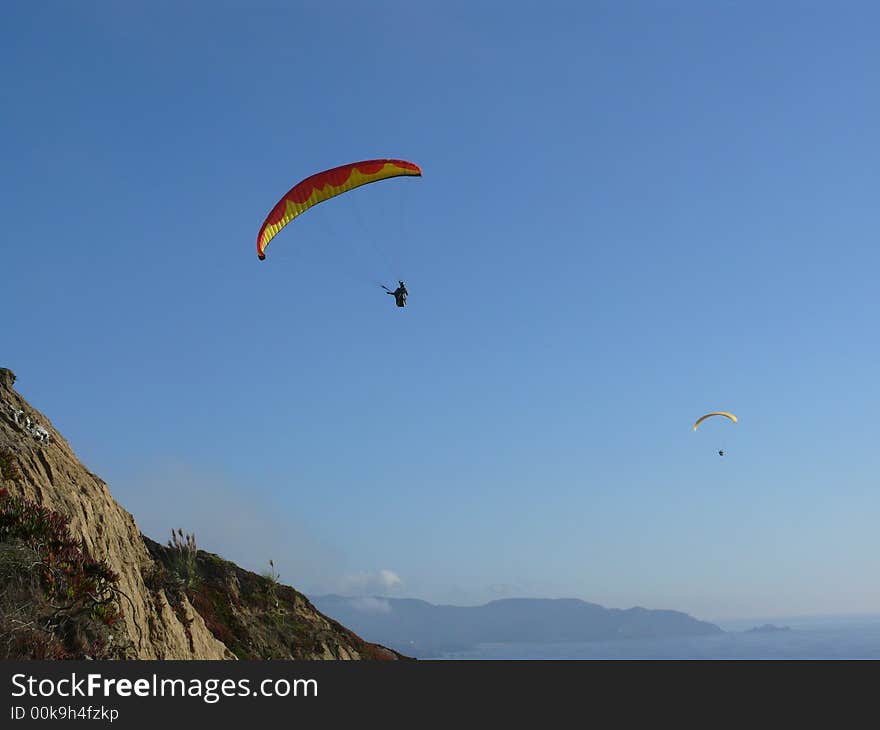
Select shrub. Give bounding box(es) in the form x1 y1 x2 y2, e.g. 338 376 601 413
167 528 199 589
0 487 125 658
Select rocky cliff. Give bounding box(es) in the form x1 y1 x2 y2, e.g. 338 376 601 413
0 368 403 660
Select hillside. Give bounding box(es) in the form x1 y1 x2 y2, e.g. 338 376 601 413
0 367 404 660
312 595 724 657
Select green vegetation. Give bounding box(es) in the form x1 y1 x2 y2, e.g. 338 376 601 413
166 528 199 588
262 559 283 616
0 451 128 659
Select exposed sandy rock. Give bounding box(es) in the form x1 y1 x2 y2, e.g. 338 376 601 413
0 368 405 660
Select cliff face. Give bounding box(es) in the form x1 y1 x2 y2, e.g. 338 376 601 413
0 368 402 660
0 368 231 659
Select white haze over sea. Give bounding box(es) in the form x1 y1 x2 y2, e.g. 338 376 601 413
435 615 880 660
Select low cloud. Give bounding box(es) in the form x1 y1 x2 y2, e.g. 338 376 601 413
112 462 345 592
112 462 410 603
330 569 403 596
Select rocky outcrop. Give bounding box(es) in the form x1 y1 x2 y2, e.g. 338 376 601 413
144 537 407 660
0 368 403 660
0 368 231 659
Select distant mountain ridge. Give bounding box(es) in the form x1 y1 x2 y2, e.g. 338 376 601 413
310 595 724 657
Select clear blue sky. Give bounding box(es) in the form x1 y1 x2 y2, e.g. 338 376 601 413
3 1 879 621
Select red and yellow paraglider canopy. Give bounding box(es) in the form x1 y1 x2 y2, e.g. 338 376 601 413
256 159 422 260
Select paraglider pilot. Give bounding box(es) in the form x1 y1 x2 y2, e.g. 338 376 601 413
383 281 408 307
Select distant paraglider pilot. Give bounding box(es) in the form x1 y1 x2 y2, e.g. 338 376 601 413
383 281 408 307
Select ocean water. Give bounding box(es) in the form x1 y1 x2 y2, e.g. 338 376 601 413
435 617 880 659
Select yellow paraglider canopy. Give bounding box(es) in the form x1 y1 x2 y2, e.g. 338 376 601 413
693 412 738 431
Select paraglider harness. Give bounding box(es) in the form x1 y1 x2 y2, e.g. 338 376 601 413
383 281 408 307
